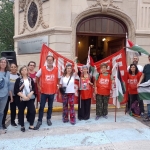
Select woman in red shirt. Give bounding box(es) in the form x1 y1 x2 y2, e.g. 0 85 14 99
128 64 144 115
78 65 93 120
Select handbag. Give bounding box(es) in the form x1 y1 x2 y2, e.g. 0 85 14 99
59 76 72 95
0 72 7 89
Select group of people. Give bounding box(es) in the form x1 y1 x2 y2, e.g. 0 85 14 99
0 54 150 134
127 55 150 121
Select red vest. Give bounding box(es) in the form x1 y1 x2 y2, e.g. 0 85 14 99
128 72 142 94
41 66 58 94
97 74 111 95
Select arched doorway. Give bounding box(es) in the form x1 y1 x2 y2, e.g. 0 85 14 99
76 15 128 64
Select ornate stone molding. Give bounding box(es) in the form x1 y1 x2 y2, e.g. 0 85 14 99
71 7 135 59
89 0 119 12
19 0 26 11
19 0 49 35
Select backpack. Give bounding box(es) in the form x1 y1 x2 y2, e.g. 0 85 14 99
131 101 141 115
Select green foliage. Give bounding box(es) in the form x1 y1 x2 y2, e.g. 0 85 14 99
0 0 14 53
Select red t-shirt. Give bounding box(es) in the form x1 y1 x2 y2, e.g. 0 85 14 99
97 73 111 95
80 76 92 100
128 72 142 94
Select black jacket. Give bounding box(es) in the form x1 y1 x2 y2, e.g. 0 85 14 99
14 77 35 102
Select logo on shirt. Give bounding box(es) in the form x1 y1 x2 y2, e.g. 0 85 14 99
45 75 55 82
129 79 137 85
99 78 109 85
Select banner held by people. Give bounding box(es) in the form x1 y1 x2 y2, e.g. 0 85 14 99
38 45 128 105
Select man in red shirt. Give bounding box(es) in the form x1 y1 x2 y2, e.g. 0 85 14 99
35 56 59 129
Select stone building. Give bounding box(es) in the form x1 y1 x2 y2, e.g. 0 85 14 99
14 0 150 67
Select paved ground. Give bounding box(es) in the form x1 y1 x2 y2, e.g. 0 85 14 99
1 111 150 150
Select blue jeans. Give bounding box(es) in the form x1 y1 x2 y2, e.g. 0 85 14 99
0 95 8 129
147 104 150 117
38 93 54 122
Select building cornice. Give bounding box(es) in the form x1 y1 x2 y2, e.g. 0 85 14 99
14 27 72 41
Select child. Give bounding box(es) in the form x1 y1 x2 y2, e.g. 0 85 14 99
94 63 111 120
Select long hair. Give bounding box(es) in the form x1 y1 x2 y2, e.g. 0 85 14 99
129 64 139 75
0 57 10 72
19 65 29 76
63 63 74 77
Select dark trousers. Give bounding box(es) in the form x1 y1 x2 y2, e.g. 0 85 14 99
96 94 109 116
2 96 19 125
78 98 91 120
26 97 36 121
129 94 144 113
38 93 54 122
19 99 35 127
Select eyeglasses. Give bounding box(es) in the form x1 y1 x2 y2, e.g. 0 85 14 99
0 62 6 64
29 65 35 67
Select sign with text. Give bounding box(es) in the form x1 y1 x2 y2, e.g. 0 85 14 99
18 36 48 54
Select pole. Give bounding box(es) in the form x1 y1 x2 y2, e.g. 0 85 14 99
115 97 117 122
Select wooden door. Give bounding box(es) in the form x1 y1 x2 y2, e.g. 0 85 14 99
108 38 125 55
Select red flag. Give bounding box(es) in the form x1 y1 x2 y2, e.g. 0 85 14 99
38 45 128 105
38 44 79 103
93 49 128 104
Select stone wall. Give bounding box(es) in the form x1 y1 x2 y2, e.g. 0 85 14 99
14 0 150 68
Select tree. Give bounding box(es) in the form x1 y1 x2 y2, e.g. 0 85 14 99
0 0 14 53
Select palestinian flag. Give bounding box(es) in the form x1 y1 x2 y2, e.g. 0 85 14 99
112 64 126 108
126 40 150 56
117 67 126 102
138 80 150 100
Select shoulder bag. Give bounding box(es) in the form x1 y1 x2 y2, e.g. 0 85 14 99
59 76 72 95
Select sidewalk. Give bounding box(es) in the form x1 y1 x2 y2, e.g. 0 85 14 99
0 112 150 150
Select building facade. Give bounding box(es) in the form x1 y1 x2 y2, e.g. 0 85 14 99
14 0 150 67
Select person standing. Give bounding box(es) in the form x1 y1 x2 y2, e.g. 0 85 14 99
0 57 12 134
36 55 59 129
94 63 112 120
59 62 78 125
2 63 20 130
127 55 143 72
138 55 150 121
127 64 144 115
26 61 37 122
14 66 37 132
127 55 144 114
78 65 93 120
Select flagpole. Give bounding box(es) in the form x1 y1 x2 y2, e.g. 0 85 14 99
115 97 117 122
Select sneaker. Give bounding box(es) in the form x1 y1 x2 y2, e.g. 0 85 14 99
103 115 108 119
21 127 25 132
0 129 6 134
95 116 100 120
47 119 52 126
36 121 42 129
11 122 18 128
2 124 7 131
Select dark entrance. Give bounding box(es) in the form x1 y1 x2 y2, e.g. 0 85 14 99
76 15 127 64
